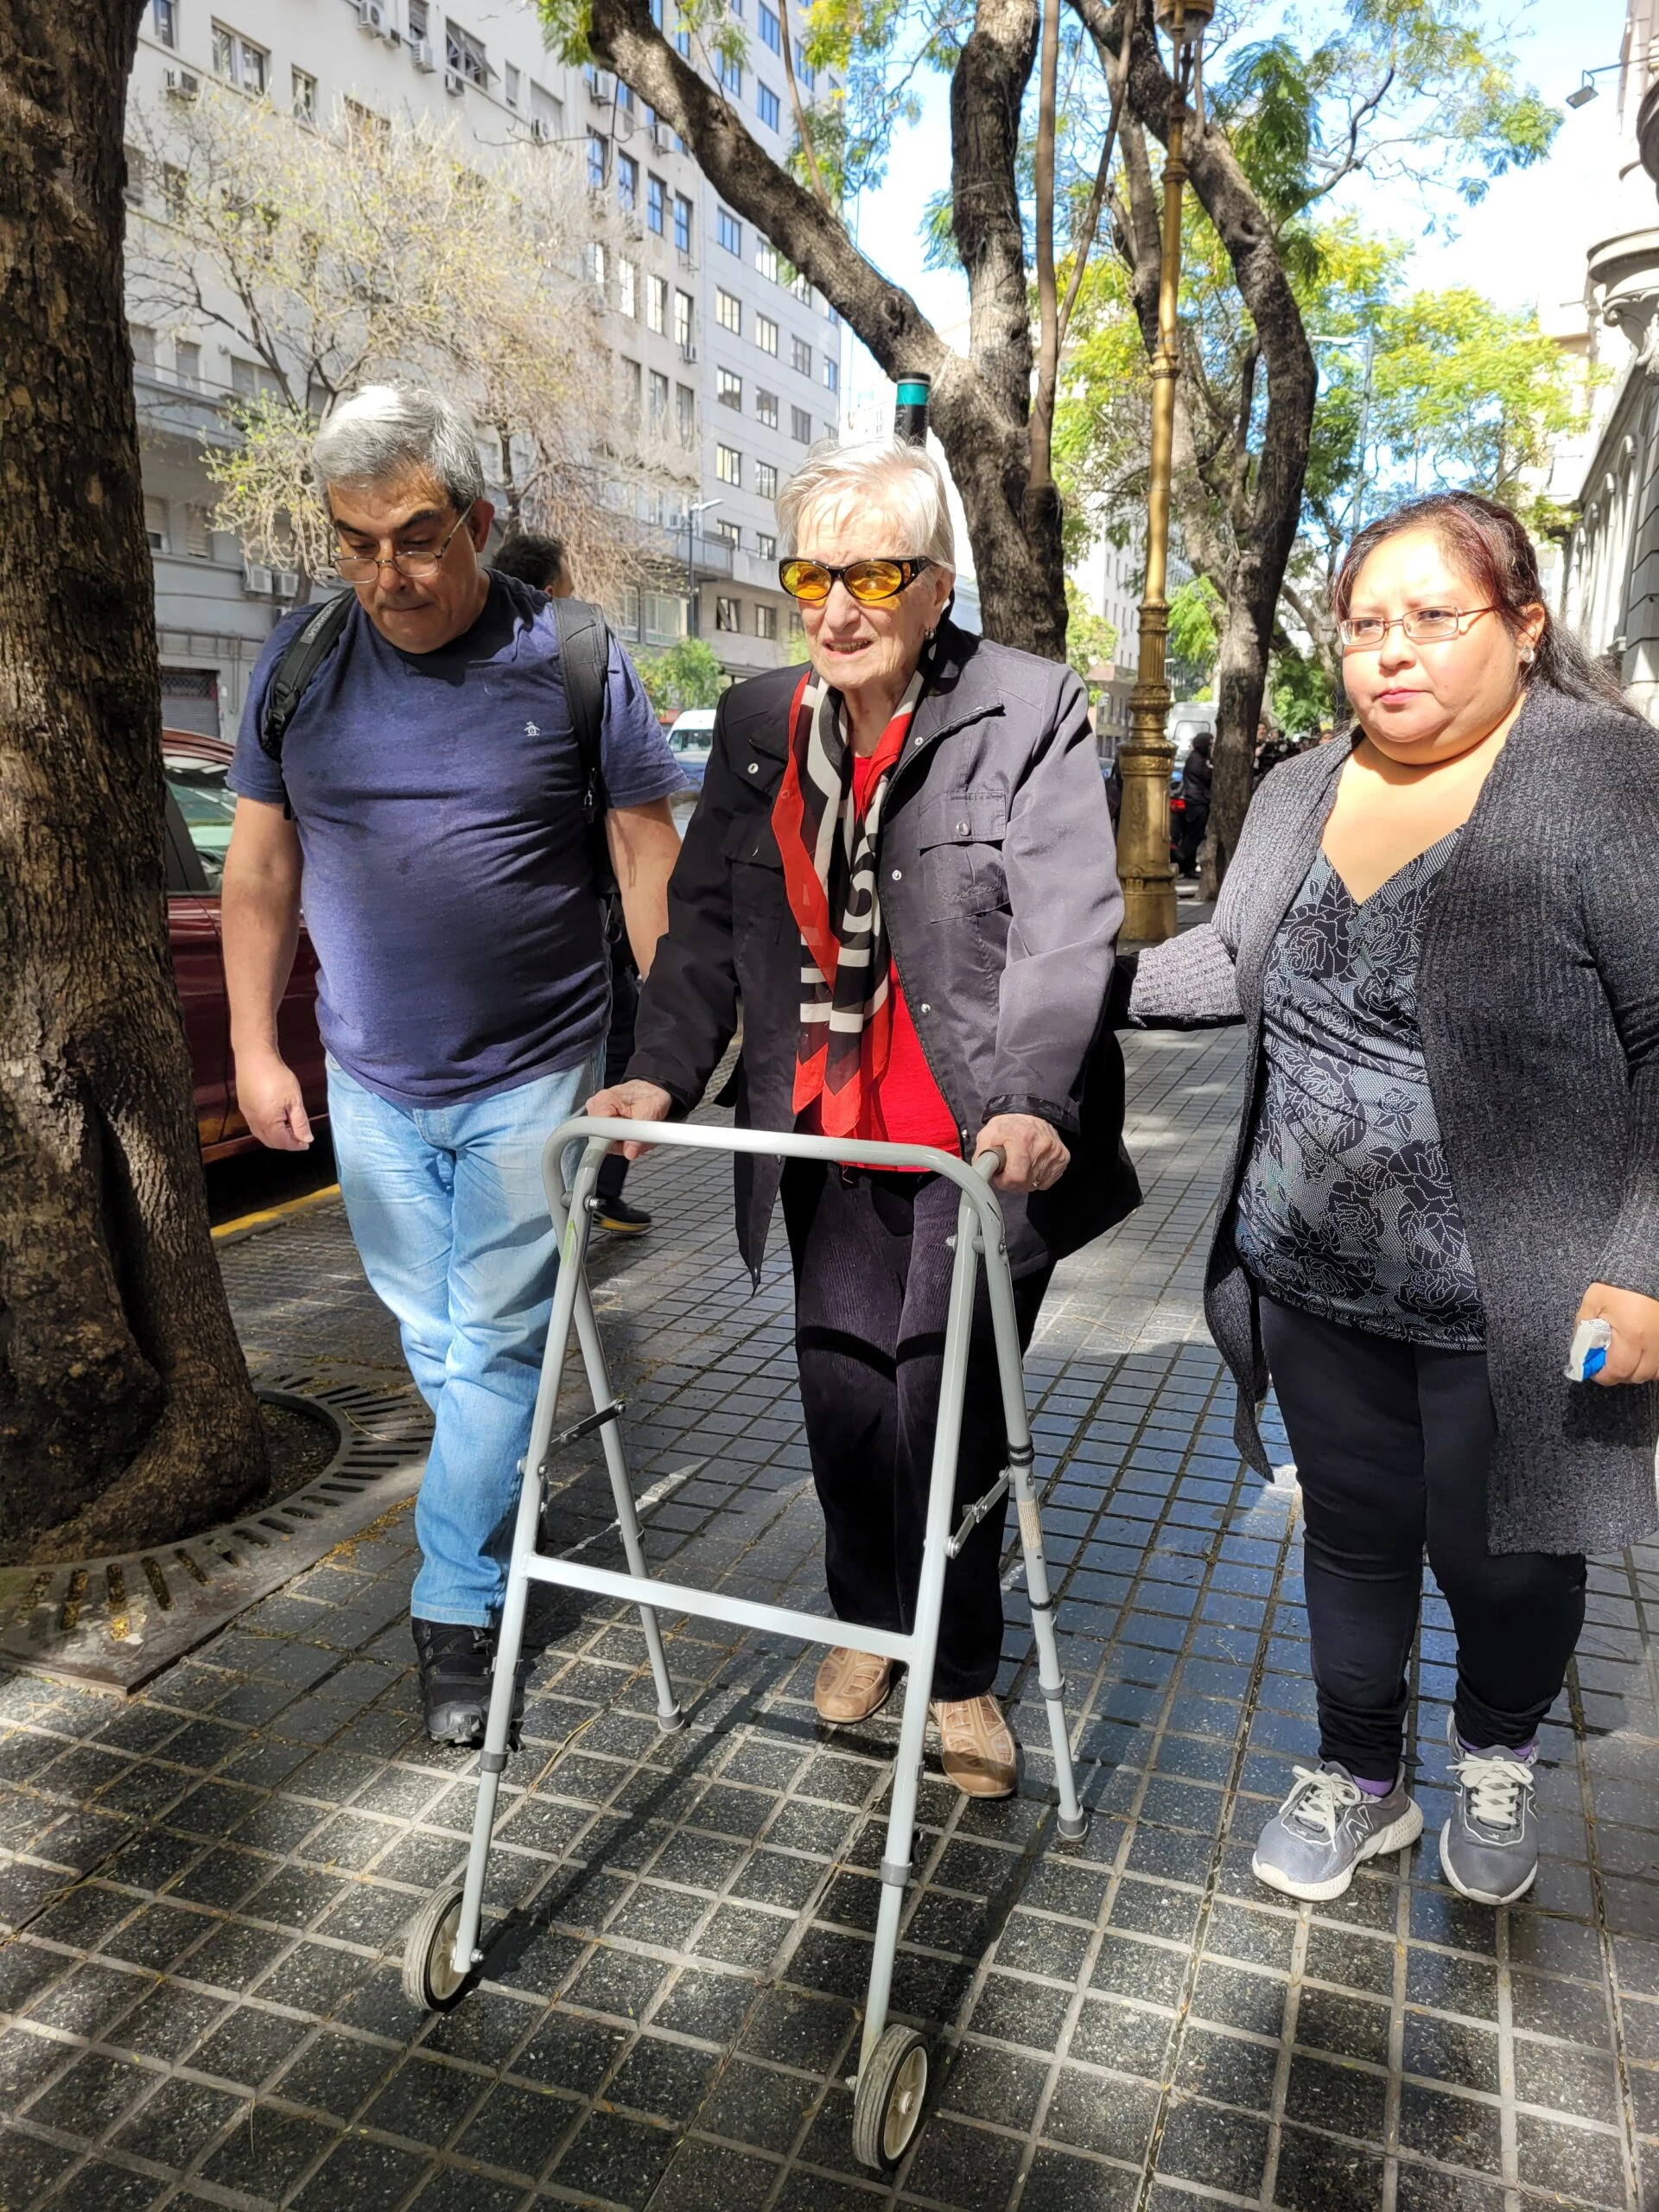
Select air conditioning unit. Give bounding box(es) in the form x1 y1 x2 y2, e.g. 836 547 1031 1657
164 66 200 99
357 0 387 35
587 69 614 103
530 116 552 141
443 65 466 94
410 35 435 68
273 569 300 599
679 340 698 363
243 563 274 595
677 248 696 273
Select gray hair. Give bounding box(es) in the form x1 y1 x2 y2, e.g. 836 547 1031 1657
312 385 485 512
778 436 956 569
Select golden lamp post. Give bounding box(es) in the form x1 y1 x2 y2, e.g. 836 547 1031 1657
1116 0 1212 943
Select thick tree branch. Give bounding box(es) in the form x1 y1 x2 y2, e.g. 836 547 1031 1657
1029 0 1060 493
951 0 1041 426
775 0 831 209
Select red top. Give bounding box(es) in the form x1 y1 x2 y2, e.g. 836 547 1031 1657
799 747 960 1159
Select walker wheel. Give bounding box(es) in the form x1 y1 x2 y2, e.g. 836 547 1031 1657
402 1887 469 2011
852 2024 929 2170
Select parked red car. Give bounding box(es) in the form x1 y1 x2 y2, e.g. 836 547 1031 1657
162 730 327 1160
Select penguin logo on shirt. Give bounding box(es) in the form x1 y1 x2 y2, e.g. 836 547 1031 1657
524 721 541 738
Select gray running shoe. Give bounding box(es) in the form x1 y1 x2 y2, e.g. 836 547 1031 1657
1252 1761 1423 1903
1439 1711 1539 1905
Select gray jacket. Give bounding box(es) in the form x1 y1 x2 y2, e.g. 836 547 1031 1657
1130 684 1659 1557
631 620 1141 1278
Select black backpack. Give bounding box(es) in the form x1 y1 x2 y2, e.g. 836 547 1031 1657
257 588 617 897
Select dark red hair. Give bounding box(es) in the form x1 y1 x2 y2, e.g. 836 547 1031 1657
1334 492 1637 716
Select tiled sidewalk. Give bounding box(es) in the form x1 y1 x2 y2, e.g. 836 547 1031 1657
3 1025 1658 2212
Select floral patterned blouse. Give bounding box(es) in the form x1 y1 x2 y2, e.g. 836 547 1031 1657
1233 830 1484 1348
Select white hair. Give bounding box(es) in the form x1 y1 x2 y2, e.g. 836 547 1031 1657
777 436 956 569
312 385 485 512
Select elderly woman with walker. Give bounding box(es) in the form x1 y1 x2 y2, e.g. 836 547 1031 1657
1128 491 1659 1908
588 437 1138 1798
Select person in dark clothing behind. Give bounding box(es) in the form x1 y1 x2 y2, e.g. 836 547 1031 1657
1176 730 1211 874
493 531 653 1236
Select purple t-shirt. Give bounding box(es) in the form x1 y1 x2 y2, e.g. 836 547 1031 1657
231 575 684 1108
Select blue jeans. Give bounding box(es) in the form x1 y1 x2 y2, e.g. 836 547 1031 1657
326 1055 593 1626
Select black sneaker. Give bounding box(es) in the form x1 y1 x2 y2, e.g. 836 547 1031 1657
412 1618 497 1747
595 1196 652 1236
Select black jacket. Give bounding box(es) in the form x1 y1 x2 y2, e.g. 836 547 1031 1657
630 621 1141 1278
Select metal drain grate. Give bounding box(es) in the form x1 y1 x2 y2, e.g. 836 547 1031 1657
0 1370 431 1692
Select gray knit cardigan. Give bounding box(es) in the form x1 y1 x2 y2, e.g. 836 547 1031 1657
1130 683 1659 1556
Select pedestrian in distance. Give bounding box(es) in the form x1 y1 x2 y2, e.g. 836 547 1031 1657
1176 729 1211 875
220 385 685 1748
588 437 1139 1799
1122 489 1659 1908
493 529 656 1240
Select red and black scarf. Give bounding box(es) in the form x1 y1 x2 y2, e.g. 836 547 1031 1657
771 664 927 1137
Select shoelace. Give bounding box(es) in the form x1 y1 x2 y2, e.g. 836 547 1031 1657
1284 1764 1362 1841
1452 1750 1533 1835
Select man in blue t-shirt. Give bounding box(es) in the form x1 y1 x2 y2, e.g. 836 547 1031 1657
224 385 684 1746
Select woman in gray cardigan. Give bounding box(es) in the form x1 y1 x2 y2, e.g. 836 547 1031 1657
1130 492 1659 1910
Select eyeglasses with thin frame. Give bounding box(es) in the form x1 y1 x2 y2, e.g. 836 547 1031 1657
327 501 476 583
1338 604 1497 652
779 556 935 606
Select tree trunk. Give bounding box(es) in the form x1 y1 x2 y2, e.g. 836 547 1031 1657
0 0 267 1560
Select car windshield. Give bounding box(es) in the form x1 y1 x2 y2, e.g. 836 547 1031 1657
166 755 236 891
671 728 712 755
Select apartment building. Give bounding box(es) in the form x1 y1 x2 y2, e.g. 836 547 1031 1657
125 0 845 734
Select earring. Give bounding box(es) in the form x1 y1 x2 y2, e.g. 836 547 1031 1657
1522 646 1535 664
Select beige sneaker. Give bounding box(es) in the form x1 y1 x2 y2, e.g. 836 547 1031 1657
932 1695 1018 1798
814 1647 893 1725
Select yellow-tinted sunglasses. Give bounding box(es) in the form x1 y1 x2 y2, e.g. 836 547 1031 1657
778 556 935 606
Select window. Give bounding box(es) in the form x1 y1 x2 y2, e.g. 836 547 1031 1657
531 80 563 137
715 48 741 96
123 145 145 207
645 590 685 644
144 496 170 554
674 10 690 57
619 257 638 316
291 68 316 124
648 274 668 333
755 388 779 428
646 172 665 233
789 607 804 637
826 301 841 327
212 22 267 92
791 405 811 442
230 355 283 399
587 239 607 290
716 595 741 632
674 289 693 346
789 265 813 302
823 356 839 392
673 193 692 252
791 334 812 377
588 131 607 191
714 518 741 548
617 153 638 212
152 0 178 46
755 313 779 356
755 239 779 283
756 81 779 130
676 383 696 446
185 503 213 558
343 97 387 139
446 21 490 87
718 367 742 410
648 369 670 429
716 442 742 486
716 205 741 255
756 531 777 560
616 79 633 112
759 3 780 51
794 40 815 87
175 340 200 386
756 460 779 499
504 62 520 106
129 322 156 368
621 358 643 427
161 162 187 217
409 0 429 30
755 603 778 640
716 288 741 334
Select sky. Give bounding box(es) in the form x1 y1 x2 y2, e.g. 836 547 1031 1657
842 0 1635 426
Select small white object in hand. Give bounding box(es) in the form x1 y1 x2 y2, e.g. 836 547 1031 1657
1565 1318 1614 1383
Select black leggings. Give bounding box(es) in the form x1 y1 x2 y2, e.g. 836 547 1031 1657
1259 1295 1587 1783
782 1161 1050 1700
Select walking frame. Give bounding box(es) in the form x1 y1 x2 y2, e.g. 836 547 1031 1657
402 1117 1090 2170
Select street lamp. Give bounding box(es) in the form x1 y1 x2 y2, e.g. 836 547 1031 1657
684 498 720 639
1117 0 1211 944
1566 63 1624 110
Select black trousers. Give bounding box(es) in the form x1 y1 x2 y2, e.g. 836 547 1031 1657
1260 1294 1587 1782
781 1161 1051 1699
596 937 638 1205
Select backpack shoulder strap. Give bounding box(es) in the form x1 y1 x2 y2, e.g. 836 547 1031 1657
550 594 611 810
257 591 353 763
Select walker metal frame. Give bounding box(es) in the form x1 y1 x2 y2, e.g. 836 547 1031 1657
402 1118 1089 2168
